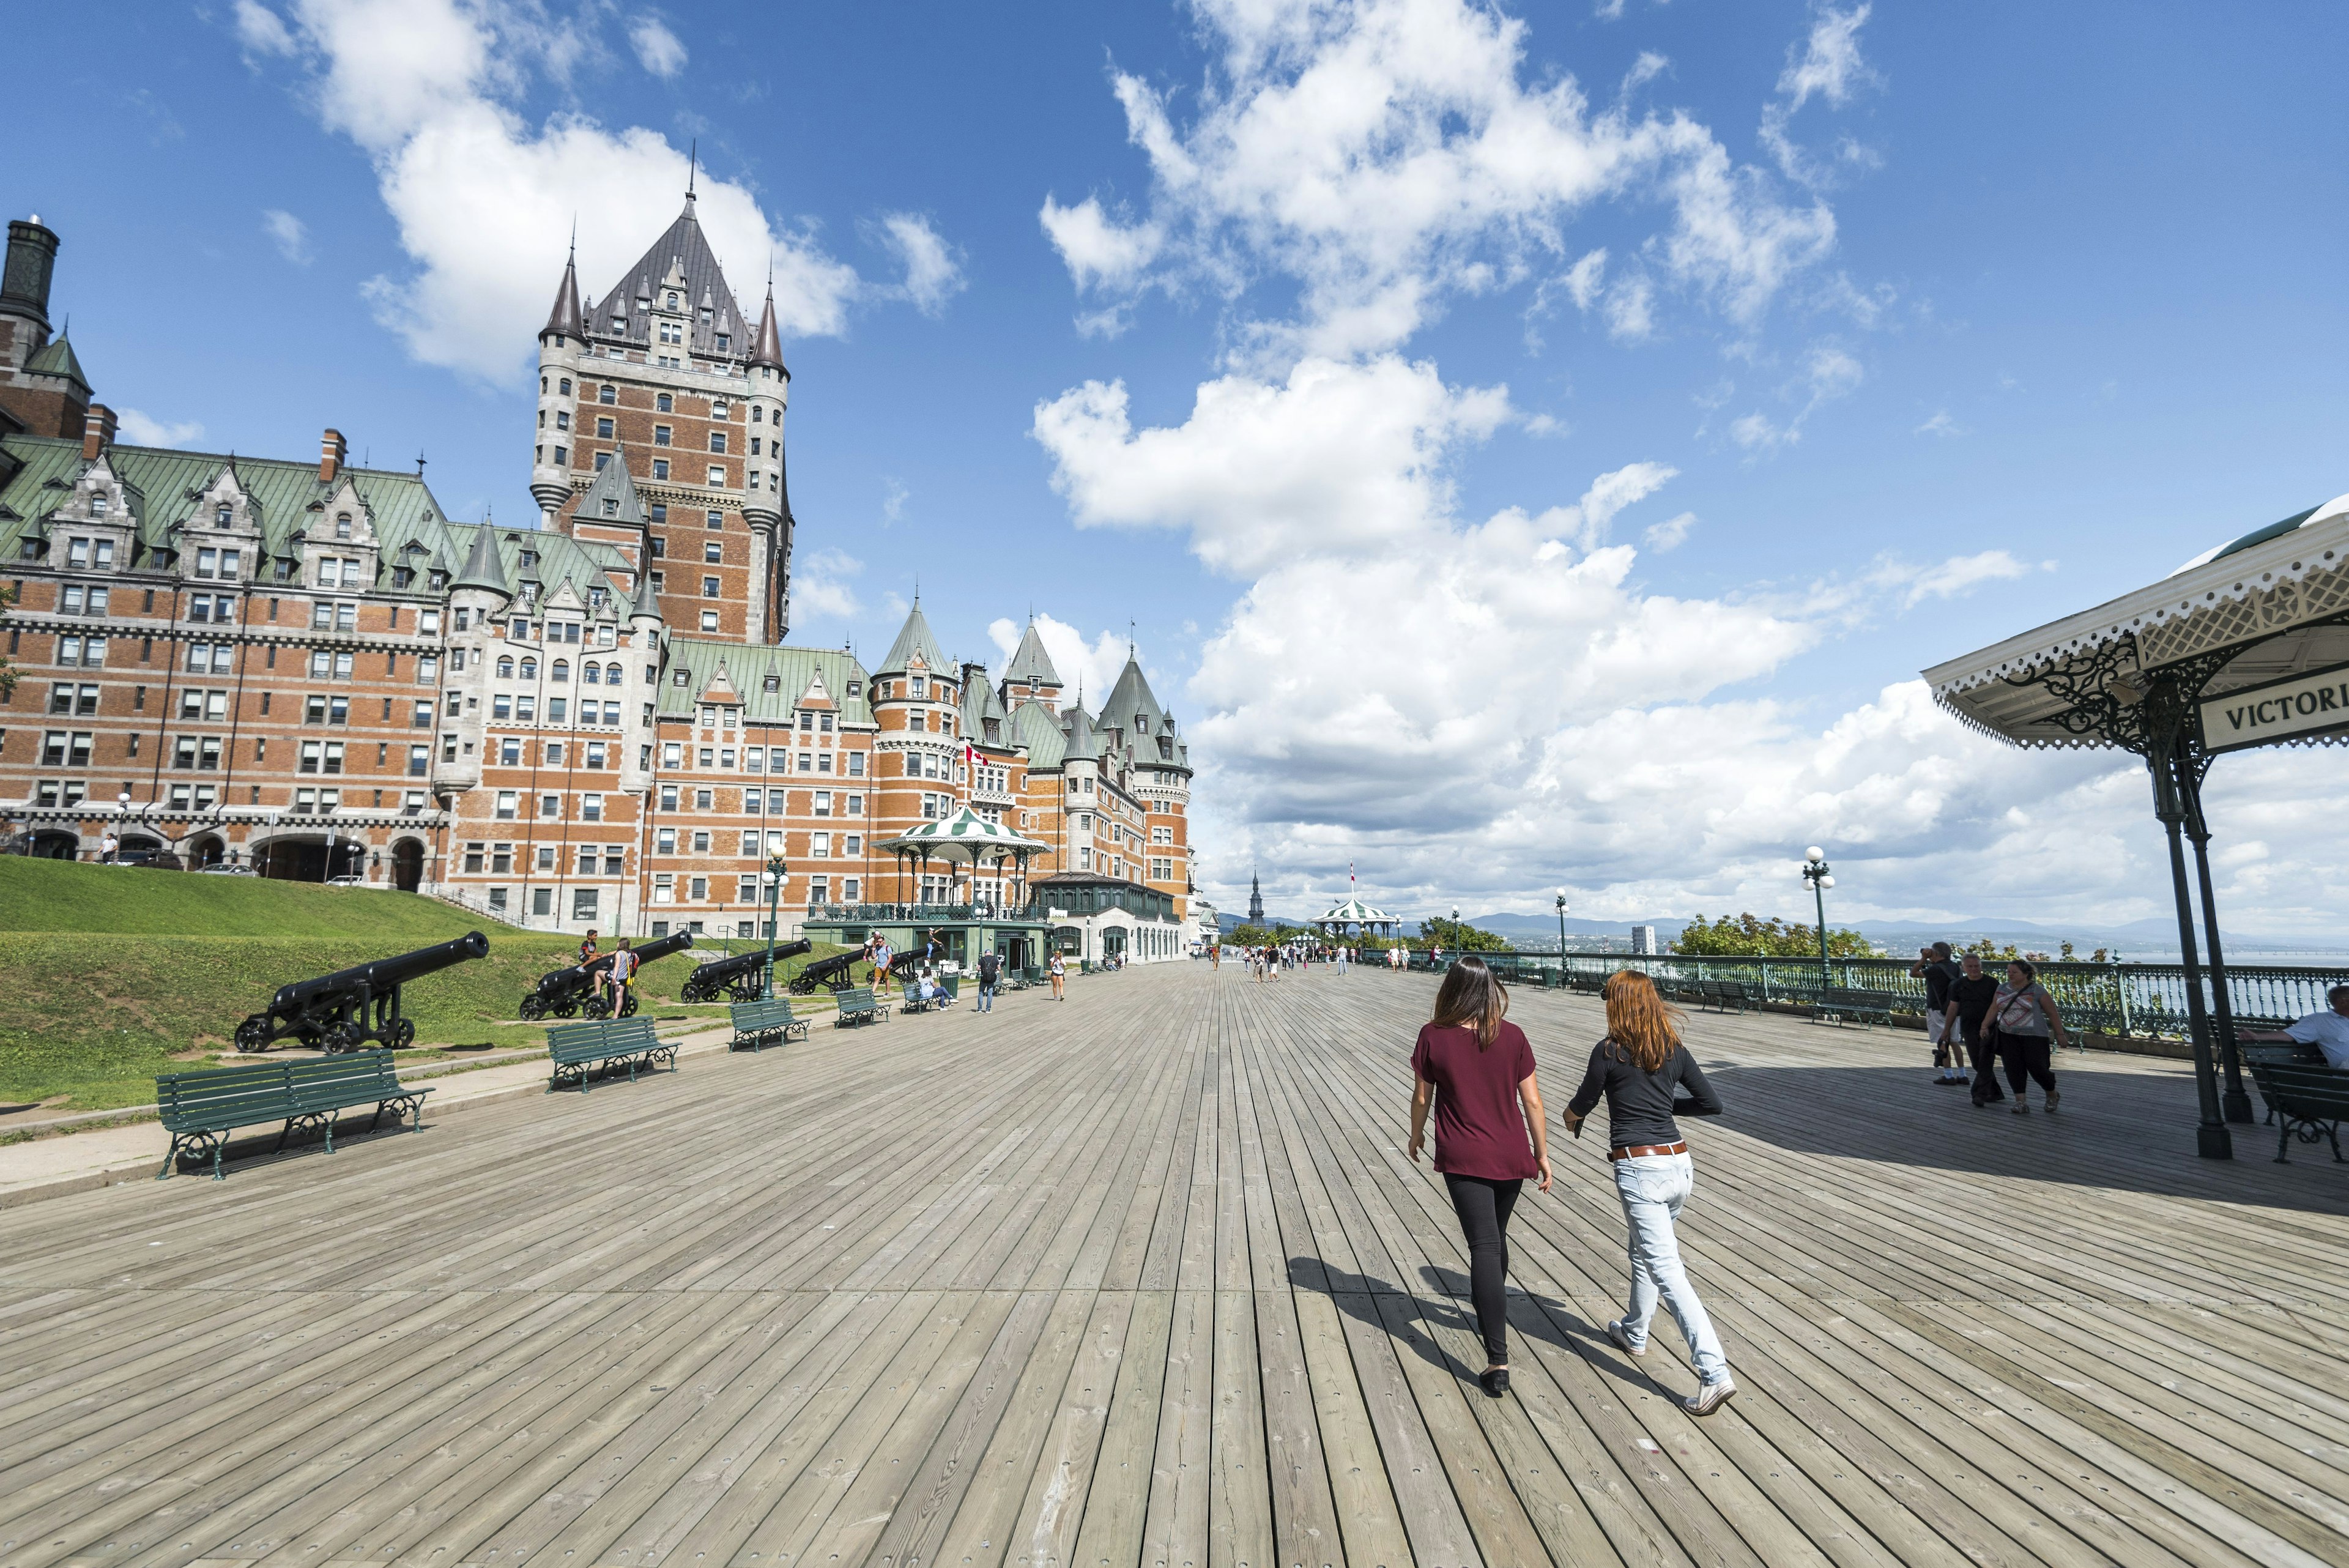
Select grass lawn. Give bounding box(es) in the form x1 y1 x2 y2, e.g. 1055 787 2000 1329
0 860 845 1116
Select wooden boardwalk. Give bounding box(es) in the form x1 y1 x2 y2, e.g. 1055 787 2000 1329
3 962 2346 1568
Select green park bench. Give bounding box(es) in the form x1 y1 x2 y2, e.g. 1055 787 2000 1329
2237 1037 2323 1123
1693 979 1760 1014
157 1050 431 1181
834 986 889 1028
729 998 807 1052
1811 987 1904 1030
2246 1061 2349 1163
546 1017 673 1093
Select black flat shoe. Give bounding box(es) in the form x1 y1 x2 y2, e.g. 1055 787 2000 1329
1479 1366 1510 1398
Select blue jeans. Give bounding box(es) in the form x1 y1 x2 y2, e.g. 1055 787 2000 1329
976 981 996 1012
1612 1153 1729 1384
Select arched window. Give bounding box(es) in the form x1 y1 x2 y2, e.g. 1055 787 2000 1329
519 657 538 680
552 660 571 683
582 663 600 685
598 384 616 405
495 656 514 680
335 512 352 540
215 503 232 527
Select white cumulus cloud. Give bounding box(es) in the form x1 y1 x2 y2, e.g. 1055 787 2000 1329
261 208 312 264
116 409 206 447
870 212 967 316
628 15 686 79
792 547 863 621
1040 0 1839 363
230 0 919 382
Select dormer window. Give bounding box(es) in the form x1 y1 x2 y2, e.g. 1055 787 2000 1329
519 550 539 571
666 291 679 310
601 499 618 517
215 504 233 527
715 333 729 352
763 672 781 692
428 570 447 591
90 496 109 519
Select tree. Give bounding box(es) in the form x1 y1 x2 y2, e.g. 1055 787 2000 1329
1417 916 1509 952
1671 912 1876 958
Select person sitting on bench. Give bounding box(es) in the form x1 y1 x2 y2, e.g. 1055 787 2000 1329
2285 985 2349 1068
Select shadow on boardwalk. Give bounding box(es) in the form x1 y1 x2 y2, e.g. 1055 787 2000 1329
1710 1061 2349 1213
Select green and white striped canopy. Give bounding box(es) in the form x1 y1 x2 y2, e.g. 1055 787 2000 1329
878 806 1051 865
1316 895 1390 924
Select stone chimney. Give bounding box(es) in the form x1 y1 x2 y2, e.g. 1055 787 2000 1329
319 427 347 484
80 402 116 460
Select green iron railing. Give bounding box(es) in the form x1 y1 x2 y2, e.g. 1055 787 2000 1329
1399 948 2347 1040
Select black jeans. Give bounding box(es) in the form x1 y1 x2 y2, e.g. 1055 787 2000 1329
1966 1026 2004 1103
1444 1174 1523 1364
2001 1031 2057 1095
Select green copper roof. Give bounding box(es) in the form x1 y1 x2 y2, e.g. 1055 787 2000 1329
874 600 950 675
1008 698 1067 769
1003 620 1061 688
23 331 87 391
658 639 874 727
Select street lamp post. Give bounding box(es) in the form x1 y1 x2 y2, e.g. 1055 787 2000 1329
114 791 132 863
1801 847 1835 985
761 853 789 998
1554 890 1568 984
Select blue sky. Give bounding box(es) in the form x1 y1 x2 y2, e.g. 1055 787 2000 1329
15 1 2349 932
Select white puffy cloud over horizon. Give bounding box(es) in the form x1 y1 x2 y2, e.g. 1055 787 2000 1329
1026 0 2349 938
232 0 948 381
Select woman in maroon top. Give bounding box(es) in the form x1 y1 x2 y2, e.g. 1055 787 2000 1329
1409 956 1552 1397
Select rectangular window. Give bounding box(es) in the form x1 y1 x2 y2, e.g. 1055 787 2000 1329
814 790 833 817
740 831 760 856
656 827 677 853
581 793 603 821
689 876 707 901
494 790 518 820
744 789 762 814
812 831 830 858
572 888 599 920
653 874 674 904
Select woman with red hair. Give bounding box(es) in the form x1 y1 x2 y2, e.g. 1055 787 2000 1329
1564 970 1735 1415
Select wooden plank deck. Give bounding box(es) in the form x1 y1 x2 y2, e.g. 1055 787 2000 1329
2 961 2345 1568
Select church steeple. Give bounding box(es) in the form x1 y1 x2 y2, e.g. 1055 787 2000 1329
1248 869 1264 926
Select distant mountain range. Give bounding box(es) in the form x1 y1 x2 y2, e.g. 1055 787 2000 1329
1222 908 2335 958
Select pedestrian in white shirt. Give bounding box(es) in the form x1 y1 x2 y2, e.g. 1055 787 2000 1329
2285 985 2349 1068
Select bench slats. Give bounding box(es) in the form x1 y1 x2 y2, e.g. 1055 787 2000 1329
2248 1061 2349 1163
728 1000 806 1052
154 1050 431 1181
546 1018 675 1092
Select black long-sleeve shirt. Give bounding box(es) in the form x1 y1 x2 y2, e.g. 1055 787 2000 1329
1565 1039 1722 1149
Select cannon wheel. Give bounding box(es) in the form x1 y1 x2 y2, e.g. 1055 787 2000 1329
234 1016 273 1054
619 990 640 1018
726 974 765 1001
518 994 546 1021
389 1017 416 1049
581 994 612 1021
552 999 581 1019
326 1022 369 1055
680 979 711 1003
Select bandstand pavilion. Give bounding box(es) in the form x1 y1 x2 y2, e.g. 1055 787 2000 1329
1315 894 1398 940
800 806 1053 973
1928 490 2349 1159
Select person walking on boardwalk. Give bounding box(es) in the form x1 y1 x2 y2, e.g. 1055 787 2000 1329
1048 949 1066 1001
1988 959 2069 1113
1914 942 1967 1085
1407 955 1553 1399
1564 970 1735 1416
1946 952 2005 1106
975 948 1001 1013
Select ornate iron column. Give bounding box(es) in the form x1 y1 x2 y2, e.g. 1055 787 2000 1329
2150 740 2232 1159
2176 753 2254 1123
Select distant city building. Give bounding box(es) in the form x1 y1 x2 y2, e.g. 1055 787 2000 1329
1631 923 1660 955
0 206 1197 957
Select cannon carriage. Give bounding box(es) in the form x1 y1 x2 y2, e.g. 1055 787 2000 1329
234 931 490 1054
517 931 693 1022
680 938 812 1003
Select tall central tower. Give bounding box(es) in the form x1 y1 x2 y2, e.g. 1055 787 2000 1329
529 188 795 645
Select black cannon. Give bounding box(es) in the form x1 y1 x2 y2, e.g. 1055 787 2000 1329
681 938 812 1002
234 931 490 1054
789 949 866 995
518 931 694 1021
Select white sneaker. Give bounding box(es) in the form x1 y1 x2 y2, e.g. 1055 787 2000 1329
1606 1320 1647 1358
1685 1377 1736 1416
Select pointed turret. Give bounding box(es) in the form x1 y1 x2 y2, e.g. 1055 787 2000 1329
542 243 584 340
574 451 647 528
451 522 512 599
1003 619 1062 704
749 281 787 373
24 327 89 395
629 550 663 623
876 598 949 677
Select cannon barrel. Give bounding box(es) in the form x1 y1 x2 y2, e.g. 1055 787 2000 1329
789 949 863 994
532 929 696 997
681 938 813 1001
270 931 490 1014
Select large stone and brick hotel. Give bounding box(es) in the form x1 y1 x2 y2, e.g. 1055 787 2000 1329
0 205 1195 962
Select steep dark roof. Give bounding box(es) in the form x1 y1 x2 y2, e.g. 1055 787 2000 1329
451 519 511 598
749 283 787 372
590 196 746 359
543 247 585 338
575 451 647 528
630 549 662 619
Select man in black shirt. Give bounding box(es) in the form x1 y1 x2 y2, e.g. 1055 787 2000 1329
1944 953 2005 1105
1913 942 1966 1084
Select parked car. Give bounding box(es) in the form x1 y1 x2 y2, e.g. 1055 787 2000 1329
198 863 258 876
118 849 185 870
324 874 369 887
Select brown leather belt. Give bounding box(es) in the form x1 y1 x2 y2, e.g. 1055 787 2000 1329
1609 1141 1688 1161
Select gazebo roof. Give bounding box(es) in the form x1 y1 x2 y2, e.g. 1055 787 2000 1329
1316 895 1390 923
877 806 1050 863
1924 492 2349 749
